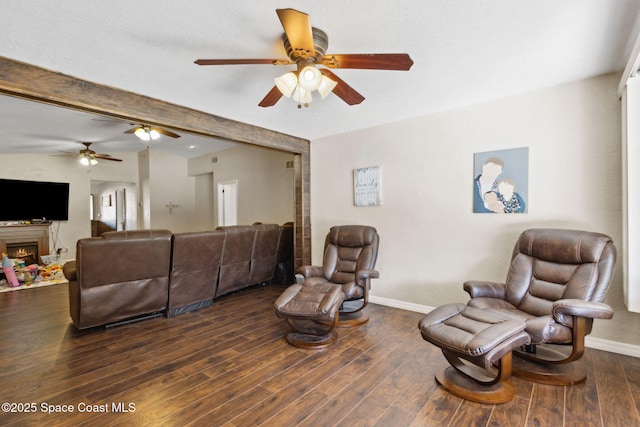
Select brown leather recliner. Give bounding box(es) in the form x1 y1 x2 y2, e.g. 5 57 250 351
64 229 173 329
249 223 283 285
298 225 380 326
215 225 256 298
461 228 616 385
167 230 225 317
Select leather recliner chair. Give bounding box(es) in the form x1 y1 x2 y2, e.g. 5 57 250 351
64 229 173 329
167 230 225 317
298 225 380 326
215 225 256 298
249 223 283 285
424 228 616 387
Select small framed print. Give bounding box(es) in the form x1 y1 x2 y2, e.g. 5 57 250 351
102 194 112 207
353 166 381 206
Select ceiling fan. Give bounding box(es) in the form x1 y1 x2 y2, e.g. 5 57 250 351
195 8 414 108
124 124 181 141
57 142 123 165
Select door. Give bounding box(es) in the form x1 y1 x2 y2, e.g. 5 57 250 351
115 188 126 231
217 181 238 226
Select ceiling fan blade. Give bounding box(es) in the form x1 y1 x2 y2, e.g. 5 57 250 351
195 59 287 66
322 54 414 71
276 8 315 57
154 128 181 138
258 86 283 108
123 127 136 134
319 69 365 105
95 155 123 162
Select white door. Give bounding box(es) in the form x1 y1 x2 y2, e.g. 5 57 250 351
115 188 126 231
217 181 238 226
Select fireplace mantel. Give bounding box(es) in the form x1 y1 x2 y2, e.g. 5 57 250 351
0 224 50 261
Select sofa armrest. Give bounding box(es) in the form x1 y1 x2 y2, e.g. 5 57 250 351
62 261 77 282
298 265 324 278
552 299 614 326
463 280 506 299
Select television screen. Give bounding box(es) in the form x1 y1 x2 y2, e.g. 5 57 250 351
0 179 70 221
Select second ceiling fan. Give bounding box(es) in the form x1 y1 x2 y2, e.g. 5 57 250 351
195 8 413 108
124 124 181 141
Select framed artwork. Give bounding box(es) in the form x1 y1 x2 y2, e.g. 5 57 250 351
102 194 112 207
473 147 528 213
353 166 381 206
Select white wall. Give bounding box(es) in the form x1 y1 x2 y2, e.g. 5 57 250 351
0 152 139 259
311 73 640 347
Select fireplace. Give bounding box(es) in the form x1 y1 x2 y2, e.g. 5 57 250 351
0 224 50 265
6 242 39 265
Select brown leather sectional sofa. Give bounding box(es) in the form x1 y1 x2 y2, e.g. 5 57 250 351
63 223 293 329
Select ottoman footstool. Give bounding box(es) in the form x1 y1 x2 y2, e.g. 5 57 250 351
418 303 530 404
274 283 345 349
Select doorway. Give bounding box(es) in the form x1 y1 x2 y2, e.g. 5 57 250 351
90 180 138 236
217 180 238 227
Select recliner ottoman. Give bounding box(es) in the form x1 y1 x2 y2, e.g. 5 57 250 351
274 283 345 349
418 303 530 403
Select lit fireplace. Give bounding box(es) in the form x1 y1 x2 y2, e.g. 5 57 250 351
7 242 39 265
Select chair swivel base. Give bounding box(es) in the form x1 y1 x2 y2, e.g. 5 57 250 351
435 365 515 405
286 330 338 349
337 310 369 327
512 352 587 386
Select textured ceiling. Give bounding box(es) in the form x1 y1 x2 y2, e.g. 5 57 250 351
1 0 640 158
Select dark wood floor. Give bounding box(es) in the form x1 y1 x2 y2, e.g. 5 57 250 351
1 283 639 427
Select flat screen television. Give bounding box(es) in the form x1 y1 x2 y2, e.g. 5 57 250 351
0 178 70 221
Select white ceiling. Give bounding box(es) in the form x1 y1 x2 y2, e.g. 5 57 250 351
1 0 640 158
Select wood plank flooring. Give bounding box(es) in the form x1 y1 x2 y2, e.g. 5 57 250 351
0 283 639 426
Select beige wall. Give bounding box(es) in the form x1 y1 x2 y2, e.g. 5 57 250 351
188 144 295 227
311 73 640 347
146 149 196 232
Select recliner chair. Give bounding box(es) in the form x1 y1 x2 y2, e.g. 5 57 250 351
421 228 616 390
298 225 379 326
64 229 173 329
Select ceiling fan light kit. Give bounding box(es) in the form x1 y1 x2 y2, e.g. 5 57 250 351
134 126 161 141
79 155 98 166
195 8 413 108
124 124 181 140
274 64 337 108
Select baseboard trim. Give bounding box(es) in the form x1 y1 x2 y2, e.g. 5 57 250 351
584 336 640 358
370 295 640 358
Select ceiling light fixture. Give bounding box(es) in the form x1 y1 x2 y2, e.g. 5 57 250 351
79 155 98 166
274 63 337 108
134 126 161 141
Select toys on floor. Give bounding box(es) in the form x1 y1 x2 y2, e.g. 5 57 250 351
0 257 65 288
